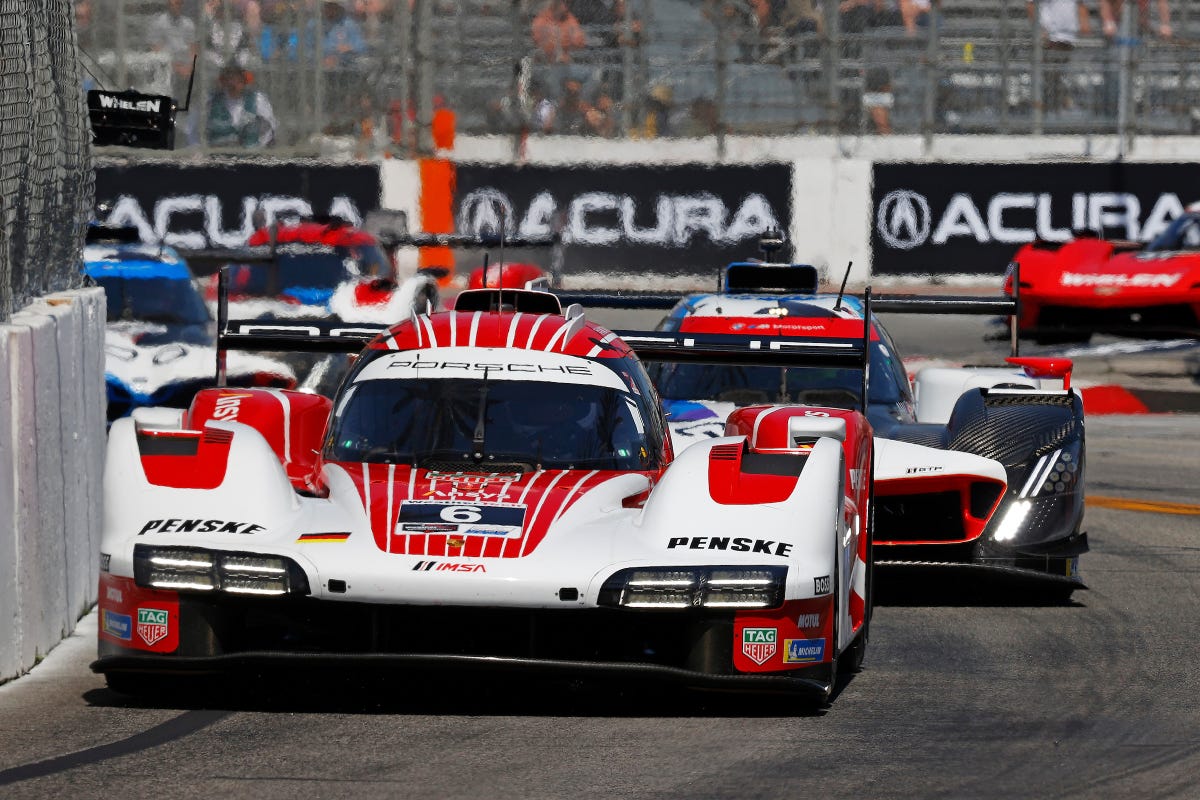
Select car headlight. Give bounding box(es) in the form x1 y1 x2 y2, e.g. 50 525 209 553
598 566 787 609
133 545 310 596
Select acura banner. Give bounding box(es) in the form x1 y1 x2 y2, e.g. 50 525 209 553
871 162 1200 275
93 161 382 250
454 163 791 275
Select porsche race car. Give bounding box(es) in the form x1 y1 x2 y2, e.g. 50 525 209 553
93 284 875 702
1009 211 1200 342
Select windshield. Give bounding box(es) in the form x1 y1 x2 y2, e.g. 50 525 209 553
326 377 655 471
226 245 390 295
96 275 210 325
650 342 903 408
1146 214 1200 252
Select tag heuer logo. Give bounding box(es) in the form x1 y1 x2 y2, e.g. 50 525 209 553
742 627 777 665
136 608 169 647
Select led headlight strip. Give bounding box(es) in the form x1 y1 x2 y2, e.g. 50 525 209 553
133 545 311 596
598 566 787 609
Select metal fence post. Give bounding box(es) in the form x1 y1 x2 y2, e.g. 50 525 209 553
413 0 434 155
1032 0 1044 135
314 1 326 140
620 0 635 136
1117 0 1134 152
823 0 839 133
999 0 1011 132
392 0 413 155
922 0 939 146
715 9 728 158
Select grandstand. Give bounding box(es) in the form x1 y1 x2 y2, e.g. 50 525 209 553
73 0 1200 151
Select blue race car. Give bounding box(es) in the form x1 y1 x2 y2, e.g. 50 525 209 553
85 230 294 422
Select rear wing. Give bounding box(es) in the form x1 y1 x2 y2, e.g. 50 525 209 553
619 290 875 415
554 264 1024 357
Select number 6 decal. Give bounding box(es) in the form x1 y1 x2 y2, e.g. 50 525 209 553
440 505 483 523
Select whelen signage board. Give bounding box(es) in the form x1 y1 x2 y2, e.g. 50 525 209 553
93 162 382 251
454 163 792 275
871 162 1200 276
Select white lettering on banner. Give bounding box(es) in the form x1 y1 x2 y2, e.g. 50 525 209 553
1036 194 1071 242
104 194 362 247
877 189 1188 248
988 193 1037 244
1089 193 1140 240
458 189 781 247
98 94 161 113
570 192 622 245
932 194 988 245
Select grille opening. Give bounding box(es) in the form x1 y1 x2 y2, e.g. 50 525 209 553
875 491 967 544
970 482 1005 518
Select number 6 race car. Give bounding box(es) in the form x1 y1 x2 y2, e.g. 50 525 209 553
94 282 875 702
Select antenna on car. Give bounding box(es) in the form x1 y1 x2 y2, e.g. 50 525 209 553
758 228 786 262
833 261 853 312
178 55 197 113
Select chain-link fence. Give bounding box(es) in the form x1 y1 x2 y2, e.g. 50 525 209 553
73 0 1197 158
1 0 93 321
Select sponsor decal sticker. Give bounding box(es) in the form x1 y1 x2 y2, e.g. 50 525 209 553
784 638 826 664
742 627 778 665
136 608 169 647
102 610 133 641
99 552 111 572
412 561 487 573
397 502 526 538
105 586 123 603
211 392 252 421
796 613 821 628
667 536 793 557
814 575 832 595
296 532 351 543
138 519 266 535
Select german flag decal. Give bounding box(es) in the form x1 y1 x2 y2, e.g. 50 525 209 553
296 532 351 543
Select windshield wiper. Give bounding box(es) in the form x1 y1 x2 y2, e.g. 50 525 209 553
470 371 489 464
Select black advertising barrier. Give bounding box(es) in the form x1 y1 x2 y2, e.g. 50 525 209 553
454 163 792 275
93 161 381 271
871 162 1200 276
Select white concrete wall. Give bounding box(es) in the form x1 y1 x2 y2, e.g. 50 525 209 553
0 288 106 684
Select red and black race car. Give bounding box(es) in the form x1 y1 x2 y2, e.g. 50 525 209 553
1009 211 1200 343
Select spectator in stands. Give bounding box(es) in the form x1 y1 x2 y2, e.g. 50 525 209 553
75 0 117 55
258 0 303 62
203 0 255 69
901 0 931 35
679 97 722 137
1028 0 1090 111
585 84 617 136
1100 0 1171 38
148 0 198 100
633 83 674 138
839 0 902 34
863 66 893 133
318 0 368 68
532 0 588 63
556 77 590 133
206 64 278 147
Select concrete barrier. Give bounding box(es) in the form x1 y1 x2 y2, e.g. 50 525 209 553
0 287 106 684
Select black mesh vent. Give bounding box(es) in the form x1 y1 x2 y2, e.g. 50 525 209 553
875 491 967 543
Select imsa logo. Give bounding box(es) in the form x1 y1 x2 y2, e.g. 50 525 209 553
136 608 169 647
742 627 777 665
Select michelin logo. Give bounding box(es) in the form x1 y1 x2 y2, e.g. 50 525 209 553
784 638 826 664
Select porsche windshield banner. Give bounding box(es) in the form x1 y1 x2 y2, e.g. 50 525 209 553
871 162 1200 275
454 163 792 275
93 162 381 250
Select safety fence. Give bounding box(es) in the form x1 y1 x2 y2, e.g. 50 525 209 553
0 0 93 321
73 0 1200 159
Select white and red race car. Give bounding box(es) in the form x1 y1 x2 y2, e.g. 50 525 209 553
94 285 876 702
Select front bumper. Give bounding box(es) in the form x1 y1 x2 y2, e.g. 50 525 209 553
93 595 834 697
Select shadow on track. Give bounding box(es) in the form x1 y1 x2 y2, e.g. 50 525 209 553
874 567 1086 608
83 669 842 718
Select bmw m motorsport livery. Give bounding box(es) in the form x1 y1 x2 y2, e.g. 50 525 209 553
94 287 874 701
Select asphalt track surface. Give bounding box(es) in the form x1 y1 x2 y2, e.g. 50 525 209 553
1 317 1199 799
